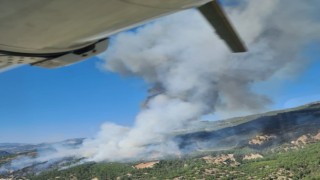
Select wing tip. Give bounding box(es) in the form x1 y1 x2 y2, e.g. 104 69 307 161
198 1 247 53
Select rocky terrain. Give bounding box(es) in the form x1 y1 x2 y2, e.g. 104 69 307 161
134 161 159 169
1 102 320 179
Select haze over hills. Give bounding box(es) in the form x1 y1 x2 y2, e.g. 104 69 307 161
1 101 320 179
0 139 84 154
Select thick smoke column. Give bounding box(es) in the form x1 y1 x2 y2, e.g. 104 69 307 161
79 0 320 161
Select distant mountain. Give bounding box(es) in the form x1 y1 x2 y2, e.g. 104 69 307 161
0 138 84 154
0 151 10 156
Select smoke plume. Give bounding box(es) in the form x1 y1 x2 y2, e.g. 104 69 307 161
76 0 320 162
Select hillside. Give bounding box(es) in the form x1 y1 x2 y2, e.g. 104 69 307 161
1 102 320 179
30 140 320 179
177 102 320 153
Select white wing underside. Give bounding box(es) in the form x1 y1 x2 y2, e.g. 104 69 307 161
0 54 45 72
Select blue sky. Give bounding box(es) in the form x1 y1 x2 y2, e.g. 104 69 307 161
0 59 147 143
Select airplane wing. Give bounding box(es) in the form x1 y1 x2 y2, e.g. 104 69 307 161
0 0 246 72
198 1 247 52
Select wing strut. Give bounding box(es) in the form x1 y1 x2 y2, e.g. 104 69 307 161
198 0 247 52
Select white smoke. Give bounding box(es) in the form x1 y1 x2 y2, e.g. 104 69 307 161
76 0 320 162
